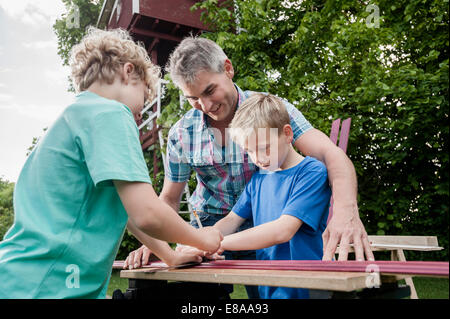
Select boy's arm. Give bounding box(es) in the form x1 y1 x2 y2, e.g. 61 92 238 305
125 219 202 267
221 215 303 251
114 180 222 253
175 211 245 258
214 211 246 236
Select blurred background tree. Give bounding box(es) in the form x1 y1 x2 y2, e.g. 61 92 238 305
0 177 14 240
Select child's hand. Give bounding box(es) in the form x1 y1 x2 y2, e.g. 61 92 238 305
168 249 203 266
195 226 223 253
123 245 152 270
176 244 225 260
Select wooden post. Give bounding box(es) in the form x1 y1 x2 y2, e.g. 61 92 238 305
391 249 419 299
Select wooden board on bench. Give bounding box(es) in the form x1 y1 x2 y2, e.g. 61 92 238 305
335 235 443 253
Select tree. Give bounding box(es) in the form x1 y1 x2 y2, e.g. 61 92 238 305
188 0 449 260
53 0 104 92
0 177 14 240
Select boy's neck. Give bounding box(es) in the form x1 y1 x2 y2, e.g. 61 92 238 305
87 81 118 102
279 146 304 170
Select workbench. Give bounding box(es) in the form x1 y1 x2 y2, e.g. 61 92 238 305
112 260 448 299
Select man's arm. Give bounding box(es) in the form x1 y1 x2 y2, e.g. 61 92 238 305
220 215 303 251
294 128 374 261
114 180 222 253
159 177 187 213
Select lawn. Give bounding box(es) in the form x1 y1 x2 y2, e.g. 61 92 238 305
107 270 448 299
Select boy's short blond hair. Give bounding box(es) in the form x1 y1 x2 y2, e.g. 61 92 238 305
229 93 290 145
69 27 160 100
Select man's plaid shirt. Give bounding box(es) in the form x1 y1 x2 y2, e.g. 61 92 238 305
166 84 313 215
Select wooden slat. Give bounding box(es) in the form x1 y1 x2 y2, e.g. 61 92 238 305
120 267 377 292
335 236 443 253
329 118 341 145
115 259 448 277
337 118 351 153
367 235 440 247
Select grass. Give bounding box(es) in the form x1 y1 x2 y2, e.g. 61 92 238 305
107 270 448 299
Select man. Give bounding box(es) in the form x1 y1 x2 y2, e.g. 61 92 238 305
126 36 374 298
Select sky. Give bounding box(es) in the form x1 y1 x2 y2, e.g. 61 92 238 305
0 0 75 182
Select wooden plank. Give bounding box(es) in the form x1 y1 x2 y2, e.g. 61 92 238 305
338 118 351 153
329 118 341 145
120 267 376 292
335 236 442 253
115 259 449 277
367 235 440 247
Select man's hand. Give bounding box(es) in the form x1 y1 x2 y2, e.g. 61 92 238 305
123 245 152 270
322 203 374 261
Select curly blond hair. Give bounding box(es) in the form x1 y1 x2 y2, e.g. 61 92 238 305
69 27 160 101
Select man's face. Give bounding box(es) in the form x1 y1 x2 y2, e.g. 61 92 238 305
180 66 237 124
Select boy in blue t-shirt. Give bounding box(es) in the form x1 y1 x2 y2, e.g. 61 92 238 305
0 28 222 299
214 93 331 299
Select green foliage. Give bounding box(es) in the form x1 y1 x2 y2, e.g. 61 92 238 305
53 0 104 92
190 0 448 260
0 177 15 240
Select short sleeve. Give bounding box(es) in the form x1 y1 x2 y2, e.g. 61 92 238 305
282 99 313 142
281 163 331 232
165 126 192 182
78 110 151 187
231 179 253 220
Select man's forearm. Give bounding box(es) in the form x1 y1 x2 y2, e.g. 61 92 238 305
323 147 359 215
159 194 181 213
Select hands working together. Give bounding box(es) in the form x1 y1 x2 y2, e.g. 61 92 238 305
123 226 224 270
123 210 374 270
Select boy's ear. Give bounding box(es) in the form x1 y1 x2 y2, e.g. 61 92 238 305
283 124 294 143
122 62 135 83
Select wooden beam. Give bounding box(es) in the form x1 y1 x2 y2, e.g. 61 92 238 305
150 18 159 30
170 23 180 35
121 268 374 292
148 38 159 53
131 27 182 43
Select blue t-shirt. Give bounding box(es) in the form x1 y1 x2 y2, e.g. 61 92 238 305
232 156 331 299
0 91 151 298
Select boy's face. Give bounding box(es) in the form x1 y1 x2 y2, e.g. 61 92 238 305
242 126 292 171
180 60 237 124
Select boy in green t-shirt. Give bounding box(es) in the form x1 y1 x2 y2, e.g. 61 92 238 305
0 27 222 299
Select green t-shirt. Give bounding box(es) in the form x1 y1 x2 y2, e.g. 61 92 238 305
0 91 151 298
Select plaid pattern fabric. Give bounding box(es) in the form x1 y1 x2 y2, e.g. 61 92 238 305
166 84 313 215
